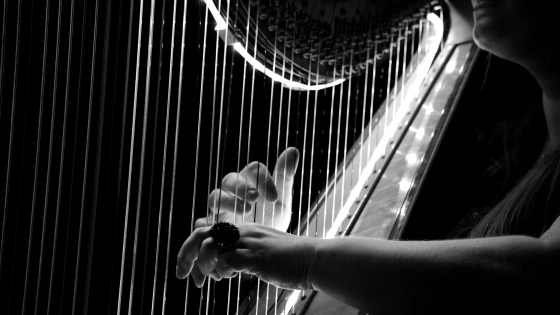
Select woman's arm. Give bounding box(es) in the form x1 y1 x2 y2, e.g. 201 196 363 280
311 217 560 314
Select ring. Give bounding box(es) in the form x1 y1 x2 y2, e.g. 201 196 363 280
209 222 240 249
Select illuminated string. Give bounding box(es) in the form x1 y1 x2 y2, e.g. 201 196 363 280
23 1 51 313
47 0 74 313
37 0 62 314
325 54 337 237
233 1 255 313
168 1 190 314
262 6 282 315
297 46 313 239
185 2 206 314
235 2 253 314
214 0 232 225
128 0 156 313
204 0 226 311
308 52 320 236
385 30 394 145
245 1 260 312
273 2 293 312
221 1 240 313
139 0 168 311
118 0 146 310
340 50 354 232
332 52 345 230
402 20 409 114
153 0 178 313
359 22 373 177
0 0 18 286
111 0 135 313
367 40 378 164
394 24 402 125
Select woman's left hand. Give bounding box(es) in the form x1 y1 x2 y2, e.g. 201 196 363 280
176 221 316 290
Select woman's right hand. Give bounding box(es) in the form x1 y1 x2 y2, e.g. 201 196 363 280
195 147 300 231
176 221 317 290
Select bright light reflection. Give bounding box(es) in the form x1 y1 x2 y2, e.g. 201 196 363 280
406 154 418 165
399 179 412 192
284 12 443 315
203 0 346 91
325 12 443 240
203 0 227 30
234 43 346 91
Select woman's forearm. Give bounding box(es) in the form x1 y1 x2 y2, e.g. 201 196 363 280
310 235 558 314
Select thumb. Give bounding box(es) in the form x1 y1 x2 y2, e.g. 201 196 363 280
273 147 300 202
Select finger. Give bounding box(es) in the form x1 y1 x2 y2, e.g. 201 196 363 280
191 263 206 288
176 227 211 280
221 172 259 202
198 238 221 275
242 161 278 203
195 217 211 229
208 189 254 216
216 249 258 276
273 147 300 203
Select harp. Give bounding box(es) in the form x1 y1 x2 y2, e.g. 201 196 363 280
0 0 480 314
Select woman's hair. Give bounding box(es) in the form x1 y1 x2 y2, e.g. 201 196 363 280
449 55 560 239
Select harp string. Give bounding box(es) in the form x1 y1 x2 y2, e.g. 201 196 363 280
214 0 232 228
325 56 337 237
205 0 227 311
234 17 253 315
166 1 192 314
0 0 7 119
221 1 241 313
359 20 373 178
85 0 108 312
0 0 15 277
263 3 281 313
23 0 51 312
385 30 394 145
308 55 320 239
333 53 345 233
367 40 378 171
48 0 75 313
402 20 409 114
140 0 171 310
395 25 402 120
218 0 243 315
38 0 62 313
150 0 177 312
191 0 209 281
116 0 137 312
255 1 270 310
128 0 156 312
63 0 85 311
244 1 261 312
340 51 354 234
118 0 147 311
77 0 100 313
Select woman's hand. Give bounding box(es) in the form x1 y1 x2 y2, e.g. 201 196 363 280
176 221 317 290
195 147 300 231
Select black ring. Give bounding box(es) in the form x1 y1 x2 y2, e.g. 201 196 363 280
209 222 240 249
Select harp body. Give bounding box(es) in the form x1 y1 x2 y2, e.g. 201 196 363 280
0 0 479 314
